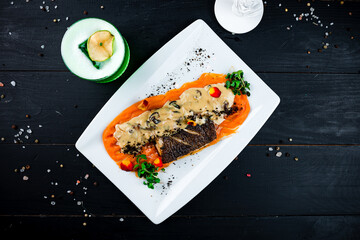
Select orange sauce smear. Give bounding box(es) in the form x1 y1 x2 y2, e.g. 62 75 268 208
102 73 250 169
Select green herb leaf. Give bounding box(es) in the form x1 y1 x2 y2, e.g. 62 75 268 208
135 154 161 189
78 39 102 69
224 70 250 97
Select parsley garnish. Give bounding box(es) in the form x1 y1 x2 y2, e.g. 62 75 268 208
134 154 161 189
225 70 250 96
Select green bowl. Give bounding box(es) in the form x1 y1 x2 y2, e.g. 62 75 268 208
61 18 130 83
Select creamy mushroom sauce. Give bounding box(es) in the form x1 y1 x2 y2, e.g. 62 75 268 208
114 83 235 151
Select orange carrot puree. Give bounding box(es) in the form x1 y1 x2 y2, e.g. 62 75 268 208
102 73 250 169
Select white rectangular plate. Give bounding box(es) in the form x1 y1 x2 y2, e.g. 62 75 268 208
76 19 280 224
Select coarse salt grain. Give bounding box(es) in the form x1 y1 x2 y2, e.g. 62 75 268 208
10 81 16 86
41 45 45 49
268 147 273 151
23 176 29 180
276 152 282 157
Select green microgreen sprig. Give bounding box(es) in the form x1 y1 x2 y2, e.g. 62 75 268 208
134 154 160 189
225 70 251 97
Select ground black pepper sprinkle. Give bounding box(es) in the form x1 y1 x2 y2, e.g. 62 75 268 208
285 152 290 157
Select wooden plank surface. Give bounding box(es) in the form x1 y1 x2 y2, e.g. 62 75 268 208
1 145 359 216
0 0 359 73
1 216 360 240
0 72 359 144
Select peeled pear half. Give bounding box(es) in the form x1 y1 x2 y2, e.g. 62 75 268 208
87 30 115 62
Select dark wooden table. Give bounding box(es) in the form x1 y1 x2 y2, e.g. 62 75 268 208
1 0 360 239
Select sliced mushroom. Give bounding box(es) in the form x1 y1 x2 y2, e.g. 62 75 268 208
169 101 181 109
149 112 161 124
194 89 202 99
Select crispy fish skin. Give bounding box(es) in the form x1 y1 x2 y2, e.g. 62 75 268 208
156 120 217 163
